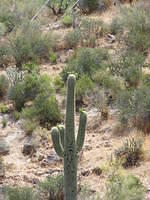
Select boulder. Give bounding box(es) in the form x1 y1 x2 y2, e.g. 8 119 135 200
0 140 9 155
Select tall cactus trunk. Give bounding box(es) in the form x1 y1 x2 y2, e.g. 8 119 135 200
51 74 87 200
64 75 77 200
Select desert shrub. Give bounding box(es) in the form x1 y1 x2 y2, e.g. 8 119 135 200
49 52 57 64
13 111 20 121
104 166 146 200
53 75 64 92
8 82 26 111
0 22 7 36
93 70 123 95
80 18 104 46
9 23 54 69
47 0 70 15
62 15 72 27
22 89 61 126
78 185 100 200
115 138 143 168
142 73 150 87
65 30 80 49
61 48 109 81
110 17 123 35
0 2 16 33
117 87 150 132
120 6 150 52
0 74 9 99
0 103 8 114
9 73 54 111
0 43 12 68
76 75 94 102
22 62 40 73
23 119 39 135
79 0 99 13
39 174 64 199
2 117 7 128
34 94 61 125
109 51 145 88
4 186 36 200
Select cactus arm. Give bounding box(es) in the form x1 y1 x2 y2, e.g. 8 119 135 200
51 127 64 158
76 111 87 153
57 125 65 148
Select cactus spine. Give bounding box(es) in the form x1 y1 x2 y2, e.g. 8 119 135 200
51 74 87 200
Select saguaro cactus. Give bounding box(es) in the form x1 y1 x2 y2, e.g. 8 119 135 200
51 74 87 200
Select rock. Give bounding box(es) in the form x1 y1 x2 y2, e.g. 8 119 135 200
104 141 112 148
0 140 9 155
92 167 102 176
106 34 116 43
22 143 36 156
84 145 92 151
38 154 44 162
81 169 90 177
32 178 39 185
51 23 61 30
47 150 62 163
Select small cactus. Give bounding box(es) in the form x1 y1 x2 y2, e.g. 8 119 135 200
51 74 87 200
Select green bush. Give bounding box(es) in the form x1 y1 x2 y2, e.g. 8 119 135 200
61 48 109 81
23 119 39 135
8 82 26 111
0 74 9 99
119 6 150 52
22 62 40 73
93 70 123 95
2 117 7 128
65 30 80 49
110 17 123 35
62 15 72 27
104 166 146 200
76 75 94 101
53 75 64 92
4 186 36 200
49 52 57 64
117 87 150 132
0 103 8 114
79 185 100 200
79 0 99 13
9 23 54 69
13 111 20 121
115 138 143 168
109 51 145 88
0 22 7 36
39 174 64 199
34 94 61 125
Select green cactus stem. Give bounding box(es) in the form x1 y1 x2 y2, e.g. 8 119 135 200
51 74 87 200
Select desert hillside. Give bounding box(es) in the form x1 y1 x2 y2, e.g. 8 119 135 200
0 0 150 199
